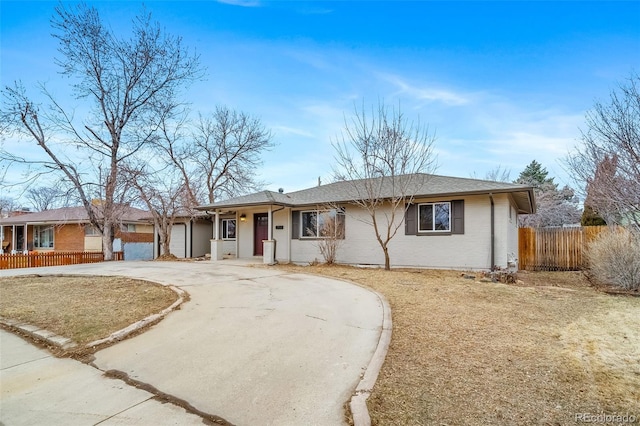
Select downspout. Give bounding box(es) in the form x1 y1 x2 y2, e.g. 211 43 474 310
489 193 495 271
179 222 188 258
190 220 194 258
236 210 239 259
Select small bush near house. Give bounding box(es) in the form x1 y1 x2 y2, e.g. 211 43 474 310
584 228 640 290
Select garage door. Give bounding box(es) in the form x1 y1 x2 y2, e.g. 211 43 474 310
170 225 186 258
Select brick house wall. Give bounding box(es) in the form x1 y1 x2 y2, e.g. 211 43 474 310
118 231 154 243
54 225 85 251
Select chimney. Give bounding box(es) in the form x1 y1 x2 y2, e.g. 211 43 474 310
318 176 321 187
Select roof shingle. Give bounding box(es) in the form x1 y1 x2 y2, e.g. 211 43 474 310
198 173 536 213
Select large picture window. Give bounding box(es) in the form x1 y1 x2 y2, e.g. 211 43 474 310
222 219 236 239
419 202 451 232
301 209 345 238
34 225 54 249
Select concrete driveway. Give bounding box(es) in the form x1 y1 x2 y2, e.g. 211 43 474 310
0 261 385 425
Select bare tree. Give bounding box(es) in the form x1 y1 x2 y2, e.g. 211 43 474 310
0 4 202 259
126 111 196 258
567 72 640 230
314 209 345 264
190 106 275 204
25 185 73 211
332 101 437 270
124 161 186 258
515 160 581 227
0 197 18 218
518 182 581 227
136 106 274 256
470 165 511 182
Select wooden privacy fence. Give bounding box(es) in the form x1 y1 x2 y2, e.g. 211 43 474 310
0 251 124 270
518 226 608 271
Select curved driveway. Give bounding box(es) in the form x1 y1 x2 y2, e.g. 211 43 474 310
1 261 384 425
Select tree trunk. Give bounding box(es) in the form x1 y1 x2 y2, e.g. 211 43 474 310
383 245 390 270
102 224 114 261
160 228 171 257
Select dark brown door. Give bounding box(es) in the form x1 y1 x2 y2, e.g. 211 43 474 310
254 213 269 255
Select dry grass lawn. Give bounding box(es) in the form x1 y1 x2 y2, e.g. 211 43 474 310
0 275 178 347
276 264 640 426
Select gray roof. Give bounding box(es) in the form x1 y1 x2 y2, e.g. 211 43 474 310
0 205 151 225
198 173 536 214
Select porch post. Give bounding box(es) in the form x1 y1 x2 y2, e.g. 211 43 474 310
214 212 220 240
263 205 275 264
0 225 4 254
210 211 223 261
11 225 16 254
23 224 28 254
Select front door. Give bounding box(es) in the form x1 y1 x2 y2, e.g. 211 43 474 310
254 213 269 256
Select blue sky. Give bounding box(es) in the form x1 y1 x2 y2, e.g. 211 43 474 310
1 1 639 201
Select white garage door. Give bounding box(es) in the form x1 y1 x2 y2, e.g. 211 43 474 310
170 225 186 258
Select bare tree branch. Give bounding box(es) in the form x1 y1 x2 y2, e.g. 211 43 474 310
1 4 203 259
190 106 275 204
566 72 640 230
332 100 437 270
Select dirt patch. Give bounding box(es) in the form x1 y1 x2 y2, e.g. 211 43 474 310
0 275 178 351
275 264 640 425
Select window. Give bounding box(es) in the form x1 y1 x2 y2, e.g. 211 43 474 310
418 202 451 232
405 200 464 235
300 209 345 238
222 219 236 239
85 225 100 236
34 225 54 249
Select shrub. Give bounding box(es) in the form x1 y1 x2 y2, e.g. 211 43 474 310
584 228 640 290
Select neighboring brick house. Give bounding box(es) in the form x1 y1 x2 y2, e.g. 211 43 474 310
0 205 153 255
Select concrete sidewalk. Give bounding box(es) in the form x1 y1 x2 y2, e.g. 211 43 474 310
0 261 386 426
0 330 205 425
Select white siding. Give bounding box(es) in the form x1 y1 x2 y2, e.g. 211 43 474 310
229 194 521 270
192 219 212 258
289 194 514 270
272 208 290 263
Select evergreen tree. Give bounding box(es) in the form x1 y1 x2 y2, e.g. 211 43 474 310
515 160 555 189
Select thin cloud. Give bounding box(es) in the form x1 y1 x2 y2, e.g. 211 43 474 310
271 125 314 138
379 73 471 106
216 0 261 7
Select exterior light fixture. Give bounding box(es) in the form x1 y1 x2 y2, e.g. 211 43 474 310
240 214 247 222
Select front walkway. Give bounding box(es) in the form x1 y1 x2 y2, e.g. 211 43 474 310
0 261 385 425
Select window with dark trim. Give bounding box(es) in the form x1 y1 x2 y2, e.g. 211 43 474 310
405 200 464 235
419 202 451 232
300 209 345 238
222 219 236 239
